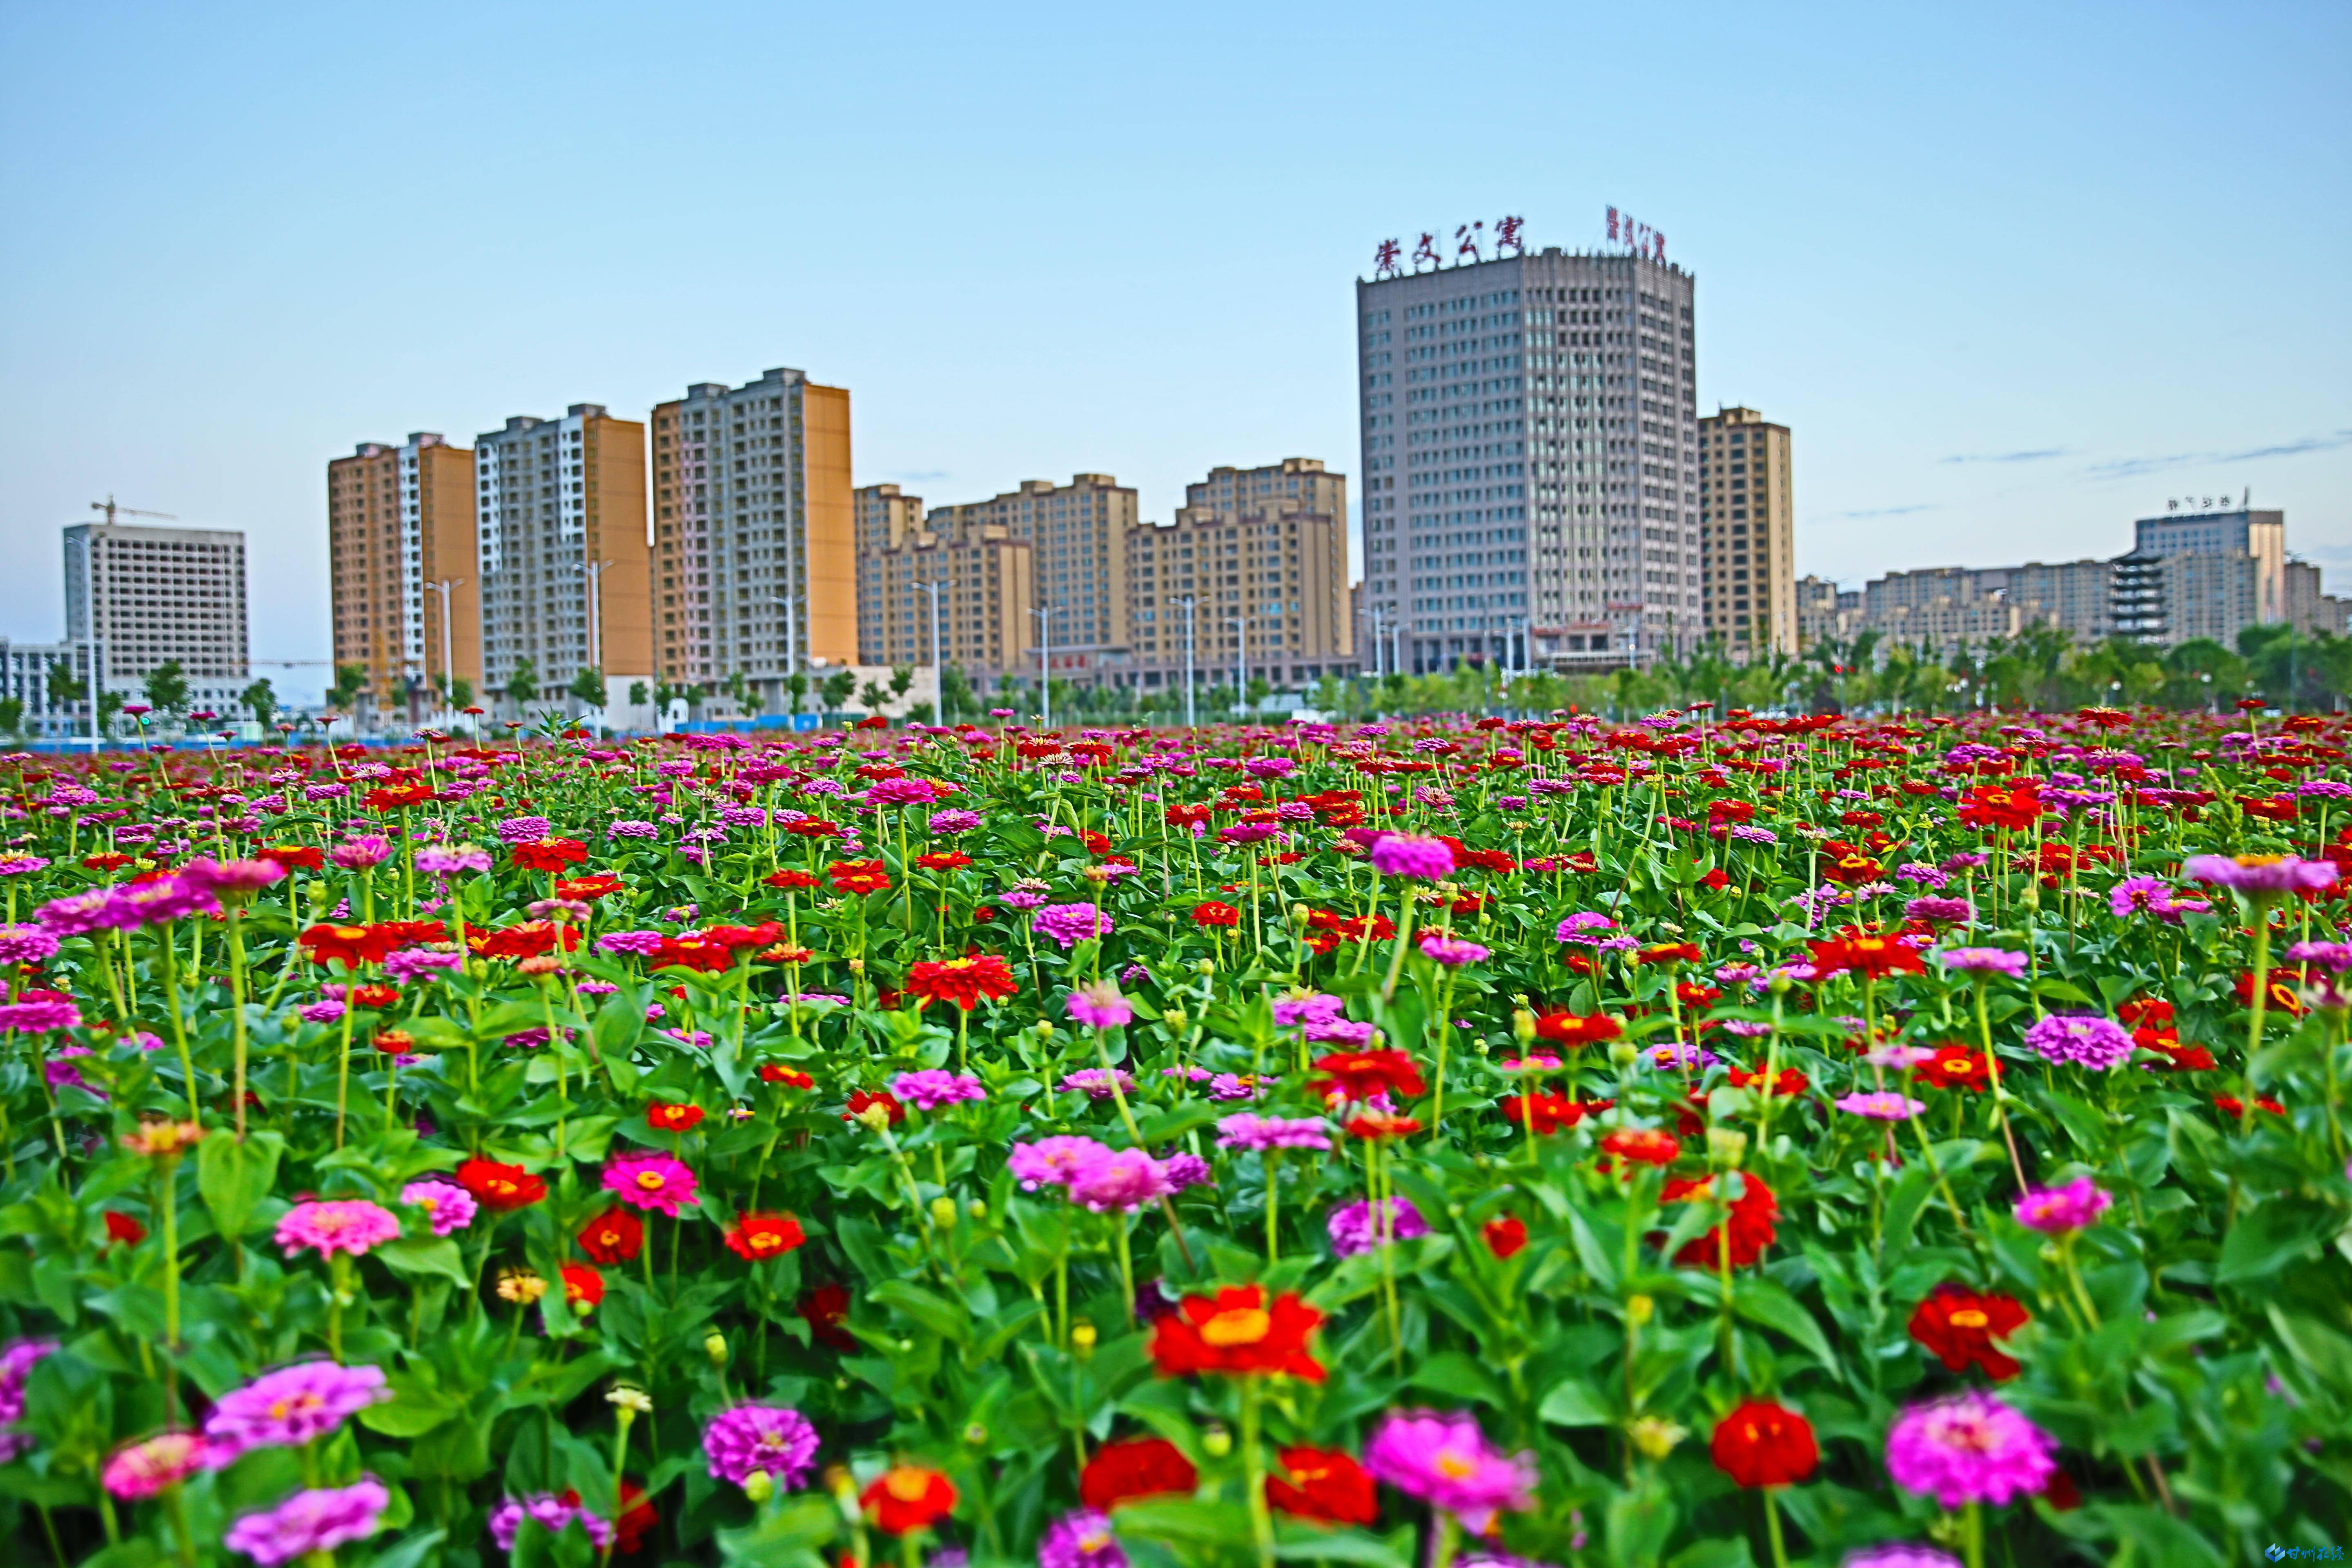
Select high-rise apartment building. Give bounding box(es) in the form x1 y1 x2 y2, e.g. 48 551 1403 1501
1698 407 1795 659
917 475 1140 678
328 432 479 713
1358 240 1699 672
652 368 854 707
855 483 931 660
860 512 1036 682
1865 560 2114 652
63 521 250 708
474 404 651 701
1795 575 1860 650
1121 458 1354 692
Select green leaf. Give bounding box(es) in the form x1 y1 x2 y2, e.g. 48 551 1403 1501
1537 1377 1615 1427
375 1237 472 1290
2216 1201 2342 1284
870 1280 970 1343
1274 1523 1413 1568
1111 1497 1258 1551
715 1494 841 1568
358 1376 464 1438
196 1128 284 1241
1730 1277 1837 1368
358 1528 450 1568
1405 1351 1504 1409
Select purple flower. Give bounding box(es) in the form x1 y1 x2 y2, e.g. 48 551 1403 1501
1363 1409 1537 1533
203 1362 389 1459
1884 1391 2057 1508
489 1492 613 1552
399 1180 477 1237
1837 1092 1927 1121
1555 911 1616 944
890 1070 987 1111
1327 1196 1429 1258
1040 1509 1128 1568
1902 897 1974 926
1216 1114 1332 1152
0 925 60 967
2285 940 2352 973
31 889 133 937
0 996 81 1034
702 1403 820 1488
383 949 463 982
1840 1549 1964 1568
1069 1149 1175 1213
1159 1152 1214 1192
929 809 982 834
224 1478 389 1566
2013 1176 2112 1235
1418 932 1490 966
595 930 667 957
2183 853 2338 898
1936 947 2028 978
1064 982 1133 1029
328 836 393 871
1058 1068 1137 1100
414 844 492 878
0 1339 60 1460
1033 903 1112 949
494 816 552 843
1009 1136 1114 1192
2024 1014 2134 1071
1209 1073 1267 1101
1271 993 1346 1029
1368 833 1456 879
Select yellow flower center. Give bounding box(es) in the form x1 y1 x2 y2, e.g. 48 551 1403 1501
1199 1307 1271 1347
2235 854 2285 868
333 927 367 940
883 1468 932 1501
635 1171 667 1191
1436 1450 1476 1479
1948 1308 1989 1329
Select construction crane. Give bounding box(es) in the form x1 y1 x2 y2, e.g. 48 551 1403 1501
90 496 177 525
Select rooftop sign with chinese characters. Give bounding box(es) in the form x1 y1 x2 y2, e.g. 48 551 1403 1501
1371 217 1525 278
1607 207 1665 262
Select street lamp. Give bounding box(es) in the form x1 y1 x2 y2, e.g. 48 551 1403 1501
1169 595 1197 730
1033 606 1059 728
914 579 944 716
425 578 466 718
1229 614 1251 719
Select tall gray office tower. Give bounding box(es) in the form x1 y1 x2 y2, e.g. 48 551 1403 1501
1357 229 1698 671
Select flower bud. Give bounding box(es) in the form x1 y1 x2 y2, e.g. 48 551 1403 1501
1706 1127 1748 1169
1195 959 1215 976
1511 1008 1537 1044
1199 1423 1233 1458
853 1103 892 1132
1161 1005 1187 1031
963 1421 989 1446
1071 1319 1097 1357
1627 1415 1687 1460
1608 1040 1639 1069
930 1196 958 1229
1768 971 1793 996
742 1470 773 1503
967 1199 988 1220
1626 1293 1655 1327
1288 902 1311 930
704 1331 728 1368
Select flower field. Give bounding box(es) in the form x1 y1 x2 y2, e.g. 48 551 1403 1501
0 705 2348 1568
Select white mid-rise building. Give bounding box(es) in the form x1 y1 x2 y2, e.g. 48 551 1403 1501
62 520 250 710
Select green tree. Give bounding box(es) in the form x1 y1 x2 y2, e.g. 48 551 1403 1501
0 697 22 737
449 677 474 710
785 671 810 715
329 663 370 711
820 670 858 712
627 680 649 706
889 665 916 701
938 665 975 722
859 679 891 718
98 689 125 733
144 659 189 713
240 678 277 729
45 660 87 709
906 701 937 724
724 669 755 715
569 668 608 708
503 658 538 706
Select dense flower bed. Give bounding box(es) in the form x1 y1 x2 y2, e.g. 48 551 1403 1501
0 705 2348 1568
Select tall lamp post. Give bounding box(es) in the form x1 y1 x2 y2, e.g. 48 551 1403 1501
915 578 944 717
425 577 465 718
1229 613 1251 720
1033 606 1058 728
1171 595 1198 730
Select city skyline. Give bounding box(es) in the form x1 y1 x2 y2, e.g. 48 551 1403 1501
2 2 2347 702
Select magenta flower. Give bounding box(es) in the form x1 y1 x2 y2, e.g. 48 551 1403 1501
183 858 288 898
1033 902 1113 948
489 1492 613 1551
1009 1136 1114 1192
2023 1014 2134 1071
224 1478 389 1566
1555 911 1617 944
2285 940 2352 973
1902 896 1974 926
2183 853 2338 898
275 1200 401 1260
1884 1390 2056 1508
203 1362 389 1459
1936 947 2028 978
603 1153 700 1217
1058 1067 1138 1100
889 1069 987 1111
1216 1114 1333 1152
1368 833 1456 880
111 875 220 926
0 853 52 876
1271 993 1346 1029
1418 932 1491 967
1329 1196 1429 1258
102 1431 216 1498
327 836 393 871
0 996 82 1034
399 1180 477 1236
1041 1509 1128 1568
2013 1176 2112 1235
702 1403 820 1488
1836 1092 1927 1121
0 925 60 967
1064 981 1134 1029
929 809 982 834
414 844 492 878
1840 1548 1964 1568
1068 1148 1175 1213
1363 1409 1537 1532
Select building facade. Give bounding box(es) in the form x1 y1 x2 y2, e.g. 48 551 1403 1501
1795 575 1860 651
1358 243 1699 673
860 513 1036 684
652 369 855 708
916 474 1140 680
1697 407 1795 659
2286 561 2350 638
855 483 930 662
62 521 250 709
0 640 99 738
328 432 479 715
475 404 651 703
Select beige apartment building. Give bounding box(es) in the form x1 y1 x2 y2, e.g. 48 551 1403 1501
912 474 1140 680
1699 406 1796 659
652 369 855 707
475 404 651 701
328 432 479 712
860 510 1037 683
855 483 931 660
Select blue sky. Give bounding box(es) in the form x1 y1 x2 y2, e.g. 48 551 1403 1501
2 0 2346 701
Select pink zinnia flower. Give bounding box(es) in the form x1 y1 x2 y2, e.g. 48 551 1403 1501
1363 1409 1537 1532
327 836 393 871
399 1180 477 1237
1884 1390 2056 1508
2023 1014 2133 1071
889 1069 987 1111
1367 833 1456 880
203 1362 388 1459
414 844 492 878
0 925 61 967
1936 947 2028 978
1067 1148 1174 1213
702 1403 820 1488
0 995 82 1034
2012 1175 2111 1235
1215 1114 1332 1152
1064 981 1134 1030
603 1153 700 1217
1009 1136 1113 1192
103 1431 216 1498
275 1200 401 1260
1837 1092 1927 1121
224 1477 389 1566
1417 932 1490 967
2183 853 2338 898
1032 902 1113 949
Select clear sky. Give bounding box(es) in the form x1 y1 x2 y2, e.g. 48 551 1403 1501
2 0 2346 702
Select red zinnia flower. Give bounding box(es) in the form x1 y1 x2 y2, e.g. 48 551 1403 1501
760 1063 815 1089
862 1466 958 1535
844 1088 906 1126
1600 1127 1680 1167
786 819 843 839
1532 1011 1624 1048
1311 1049 1424 1102
828 859 892 895
1497 1091 1600 1135
1481 1214 1528 1258
349 983 399 1011
1148 1285 1325 1382
903 954 1019 1011
614 1480 657 1555
1915 1045 1994 1093
299 923 403 969
1635 941 1704 966
455 1157 546 1211
104 1210 148 1247
560 1264 605 1314
1957 783 2046 831
799 1282 856 1350
1727 1065 1810 1098
510 836 590 871
363 783 438 811
265 845 327 873
1710 1399 1818 1488
1265 1446 1377 1526
578 1206 644 1263
723 1211 808 1261
1079 1437 1198 1511
1808 932 1924 979
646 1101 705 1132
914 851 971 871
1907 1284 2030 1380
1662 1172 1778 1268
763 868 821 891
1192 901 1243 929
555 873 625 901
